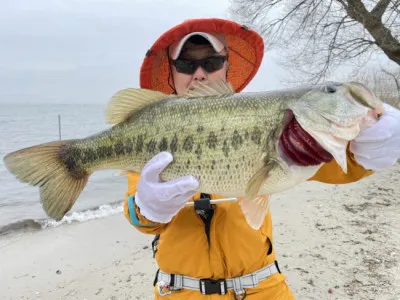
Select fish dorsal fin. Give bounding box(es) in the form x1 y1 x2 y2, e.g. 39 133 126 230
184 80 235 98
105 88 171 124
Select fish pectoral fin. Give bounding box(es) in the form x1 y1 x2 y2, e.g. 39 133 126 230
105 88 172 125
239 195 270 230
3 140 90 221
245 159 280 200
245 164 269 200
240 162 273 230
183 79 235 98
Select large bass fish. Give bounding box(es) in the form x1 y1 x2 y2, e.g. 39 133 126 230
3 81 384 229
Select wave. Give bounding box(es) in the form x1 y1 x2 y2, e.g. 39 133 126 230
0 201 124 236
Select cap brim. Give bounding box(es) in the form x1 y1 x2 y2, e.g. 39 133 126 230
169 32 227 60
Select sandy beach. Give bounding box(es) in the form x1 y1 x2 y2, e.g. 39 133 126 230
1 162 399 300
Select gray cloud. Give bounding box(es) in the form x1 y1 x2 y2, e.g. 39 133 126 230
0 0 285 104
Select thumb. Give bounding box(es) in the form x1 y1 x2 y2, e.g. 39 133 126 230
142 152 173 182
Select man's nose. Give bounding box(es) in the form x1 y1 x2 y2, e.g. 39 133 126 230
192 66 207 81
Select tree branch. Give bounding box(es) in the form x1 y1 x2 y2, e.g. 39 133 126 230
381 67 400 96
371 0 392 19
228 0 399 85
345 0 400 64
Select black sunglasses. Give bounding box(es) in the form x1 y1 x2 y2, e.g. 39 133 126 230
172 56 227 75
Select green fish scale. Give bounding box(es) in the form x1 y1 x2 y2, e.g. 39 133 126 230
64 93 288 194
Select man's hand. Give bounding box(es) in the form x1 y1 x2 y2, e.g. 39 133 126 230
350 103 400 171
135 152 199 223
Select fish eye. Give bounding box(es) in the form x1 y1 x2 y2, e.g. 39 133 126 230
324 85 337 93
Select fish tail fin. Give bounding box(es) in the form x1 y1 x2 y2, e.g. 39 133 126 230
3 140 90 221
239 195 270 230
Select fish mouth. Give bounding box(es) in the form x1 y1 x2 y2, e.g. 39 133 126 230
287 81 383 173
343 82 384 113
344 82 385 120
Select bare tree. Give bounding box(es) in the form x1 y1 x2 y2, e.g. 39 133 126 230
228 0 400 84
351 65 400 107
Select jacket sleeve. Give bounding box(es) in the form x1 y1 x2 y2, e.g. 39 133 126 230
123 172 167 235
309 146 374 184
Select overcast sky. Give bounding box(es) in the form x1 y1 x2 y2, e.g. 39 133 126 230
0 0 287 105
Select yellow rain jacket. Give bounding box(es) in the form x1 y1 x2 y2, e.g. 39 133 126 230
126 17 373 299
123 149 373 299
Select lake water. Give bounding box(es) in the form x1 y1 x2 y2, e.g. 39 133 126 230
0 104 129 233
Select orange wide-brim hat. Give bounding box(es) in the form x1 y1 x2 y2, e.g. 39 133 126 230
139 18 264 94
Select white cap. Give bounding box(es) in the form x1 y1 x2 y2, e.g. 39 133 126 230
168 32 227 60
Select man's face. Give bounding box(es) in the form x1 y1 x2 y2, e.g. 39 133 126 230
170 42 228 95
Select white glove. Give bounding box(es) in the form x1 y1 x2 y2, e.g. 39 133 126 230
135 152 199 223
350 103 400 171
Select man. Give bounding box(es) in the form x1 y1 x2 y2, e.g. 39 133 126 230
123 18 400 299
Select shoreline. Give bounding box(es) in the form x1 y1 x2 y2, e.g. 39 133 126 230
0 200 125 237
1 163 399 300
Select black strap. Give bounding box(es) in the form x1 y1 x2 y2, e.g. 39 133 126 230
274 260 281 273
153 269 160 286
267 237 273 255
195 193 214 245
152 234 160 258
